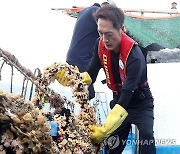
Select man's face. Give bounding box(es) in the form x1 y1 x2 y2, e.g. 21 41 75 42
172 3 177 8
97 18 122 53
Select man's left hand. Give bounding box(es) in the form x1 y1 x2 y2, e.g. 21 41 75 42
89 104 128 144
89 125 107 143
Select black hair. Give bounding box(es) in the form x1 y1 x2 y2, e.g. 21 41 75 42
93 3 101 7
93 5 124 30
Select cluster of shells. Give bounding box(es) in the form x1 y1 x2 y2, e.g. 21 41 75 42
36 62 98 153
0 59 99 153
0 89 60 154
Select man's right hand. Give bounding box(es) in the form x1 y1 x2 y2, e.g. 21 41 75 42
55 69 69 86
55 70 92 86
80 72 92 86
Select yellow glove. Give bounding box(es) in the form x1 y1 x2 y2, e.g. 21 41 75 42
89 104 128 143
80 72 92 85
55 69 69 86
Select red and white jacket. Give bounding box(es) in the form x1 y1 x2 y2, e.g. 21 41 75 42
98 33 137 92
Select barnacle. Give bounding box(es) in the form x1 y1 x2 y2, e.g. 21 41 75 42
0 113 10 121
1 130 14 148
36 115 46 125
11 139 24 154
0 145 6 154
23 113 32 123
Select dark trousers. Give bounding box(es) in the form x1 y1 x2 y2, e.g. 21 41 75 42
106 88 156 154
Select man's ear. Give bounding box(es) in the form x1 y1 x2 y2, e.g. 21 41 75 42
119 28 123 35
121 25 127 33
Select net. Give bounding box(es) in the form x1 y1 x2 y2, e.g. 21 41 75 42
125 14 180 48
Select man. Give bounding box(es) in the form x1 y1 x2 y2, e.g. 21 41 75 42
66 3 100 100
171 2 177 9
56 5 156 154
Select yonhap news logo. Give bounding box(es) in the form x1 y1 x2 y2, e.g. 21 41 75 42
107 135 120 149
105 136 176 149
121 139 176 146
